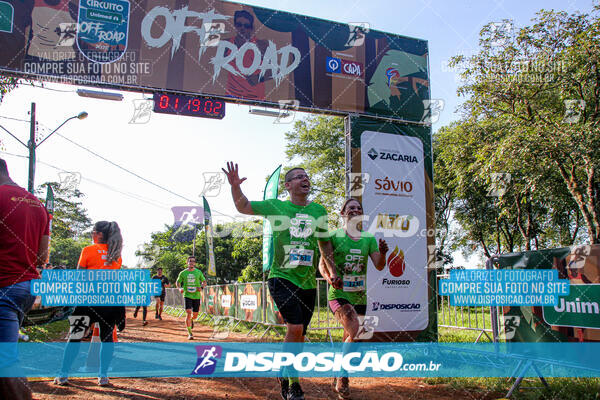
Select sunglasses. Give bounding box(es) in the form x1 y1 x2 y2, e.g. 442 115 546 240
286 173 309 182
235 22 252 29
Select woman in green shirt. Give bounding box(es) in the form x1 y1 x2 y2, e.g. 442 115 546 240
319 198 388 399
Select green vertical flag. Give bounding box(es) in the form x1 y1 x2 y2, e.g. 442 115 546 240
203 196 217 277
262 165 281 273
45 184 54 233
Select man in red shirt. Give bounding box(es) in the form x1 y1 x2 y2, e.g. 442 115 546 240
0 158 50 399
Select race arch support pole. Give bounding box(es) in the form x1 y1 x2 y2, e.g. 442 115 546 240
487 257 499 343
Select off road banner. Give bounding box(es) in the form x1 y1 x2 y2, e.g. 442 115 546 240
346 115 436 340
0 0 428 121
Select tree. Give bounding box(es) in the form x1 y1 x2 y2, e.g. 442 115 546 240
449 6 600 243
137 220 264 284
284 115 345 216
36 182 93 267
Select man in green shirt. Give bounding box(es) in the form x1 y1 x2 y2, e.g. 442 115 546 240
176 256 206 340
223 162 338 400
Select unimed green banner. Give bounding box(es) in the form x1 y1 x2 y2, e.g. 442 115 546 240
494 244 600 342
543 284 600 329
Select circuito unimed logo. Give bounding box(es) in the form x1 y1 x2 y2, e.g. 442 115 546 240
192 345 222 375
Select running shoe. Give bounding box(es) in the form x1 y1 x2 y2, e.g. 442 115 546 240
158 315 162 320
277 376 289 400
288 382 305 400
98 376 109 386
53 376 69 386
133 310 138 318
155 313 159 319
142 321 148 326
334 377 350 399
188 333 194 340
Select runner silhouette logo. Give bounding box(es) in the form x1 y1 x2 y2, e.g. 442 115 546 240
192 345 222 375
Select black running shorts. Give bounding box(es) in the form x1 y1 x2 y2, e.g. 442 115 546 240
267 277 316 335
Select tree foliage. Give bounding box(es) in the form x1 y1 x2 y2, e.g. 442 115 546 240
453 6 600 245
437 6 599 258
37 182 93 267
137 220 263 284
284 115 345 216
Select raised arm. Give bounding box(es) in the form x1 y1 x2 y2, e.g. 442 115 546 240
318 240 342 289
369 238 389 271
222 162 254 215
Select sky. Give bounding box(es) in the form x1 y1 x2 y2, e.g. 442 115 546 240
0 0 595 267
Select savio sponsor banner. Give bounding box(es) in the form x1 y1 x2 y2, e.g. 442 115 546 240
361 130 428 331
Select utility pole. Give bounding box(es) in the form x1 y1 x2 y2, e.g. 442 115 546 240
28 102 36 193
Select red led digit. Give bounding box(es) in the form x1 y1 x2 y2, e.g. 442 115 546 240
159 95 169 109
204 100 213 113
192 99 201 112
186 99 191 110
213 102 223 114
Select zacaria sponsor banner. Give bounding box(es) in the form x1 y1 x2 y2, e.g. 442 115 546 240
361 129 429 332
0 0 428 120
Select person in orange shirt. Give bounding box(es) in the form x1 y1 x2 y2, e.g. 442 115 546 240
54 221 125 387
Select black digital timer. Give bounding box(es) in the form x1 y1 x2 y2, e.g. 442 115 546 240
153 93 225 119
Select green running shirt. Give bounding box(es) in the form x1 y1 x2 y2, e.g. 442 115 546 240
250 199 329 289
327 229 378 305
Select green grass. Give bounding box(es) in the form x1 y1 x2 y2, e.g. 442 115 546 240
21 319 69 342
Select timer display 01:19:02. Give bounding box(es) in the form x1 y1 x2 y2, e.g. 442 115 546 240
153 93 225 119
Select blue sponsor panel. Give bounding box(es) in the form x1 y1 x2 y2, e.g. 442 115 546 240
325 56 341 73
30 269 161 306
77 0 130 63
438 269 570 306
4 343 600 378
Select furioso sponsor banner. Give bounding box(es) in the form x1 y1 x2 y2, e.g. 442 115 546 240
0 0 428 120
361 130 429 332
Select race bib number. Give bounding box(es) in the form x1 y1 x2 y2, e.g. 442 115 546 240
287 248 314 268
343 274 365 292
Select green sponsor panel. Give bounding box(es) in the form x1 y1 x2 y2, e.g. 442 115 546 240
207 287 216 315
215 286 224 316
0 1 13 33
200 288 207 313
348 116 437 342
222 284 236 318
265 290 284 325
237 283 263 323
543 285 600 329
495 245 600 342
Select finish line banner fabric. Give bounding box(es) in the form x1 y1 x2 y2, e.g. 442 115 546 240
346 115 436 340
0 0 428 120
3 342 600 378
493 244 600 342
